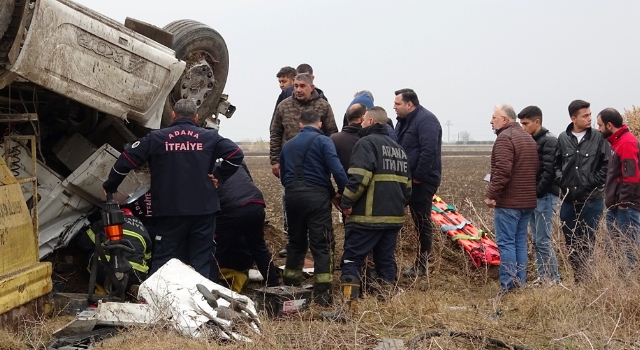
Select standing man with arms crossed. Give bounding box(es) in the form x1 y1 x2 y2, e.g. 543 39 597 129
555 100 608 284
279 110 346 306
393 88 442 277
597 108 640 269
486 104 538 294
102 99 243 278
517 106 562 285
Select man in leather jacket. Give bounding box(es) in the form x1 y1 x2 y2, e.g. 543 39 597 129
554 99 608 283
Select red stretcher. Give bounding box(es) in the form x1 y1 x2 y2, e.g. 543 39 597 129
431 196 500 267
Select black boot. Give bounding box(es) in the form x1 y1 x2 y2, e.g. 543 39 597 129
313 282 333 307
403 253 428 278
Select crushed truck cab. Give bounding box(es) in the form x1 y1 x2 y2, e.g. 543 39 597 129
0 0 233 321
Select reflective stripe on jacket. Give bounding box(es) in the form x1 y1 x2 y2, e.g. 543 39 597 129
341 124 411 228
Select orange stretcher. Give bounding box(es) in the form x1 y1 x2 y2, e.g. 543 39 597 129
431 196 500 267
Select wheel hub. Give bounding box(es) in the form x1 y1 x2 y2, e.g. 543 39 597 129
180 59 215 108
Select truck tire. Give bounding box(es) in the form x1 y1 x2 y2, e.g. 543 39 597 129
162 20 229 127
0 0 14 41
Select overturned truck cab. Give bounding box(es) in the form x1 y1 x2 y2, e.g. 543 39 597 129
0 0 234 323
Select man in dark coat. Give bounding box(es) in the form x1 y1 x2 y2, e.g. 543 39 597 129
331 103 365 173
393 88 442 277
211 161 280 287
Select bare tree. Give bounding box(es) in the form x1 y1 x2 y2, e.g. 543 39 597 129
459 131 472 144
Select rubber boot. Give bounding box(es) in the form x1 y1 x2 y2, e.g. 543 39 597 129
282 267 302 287
341 275 360 311
313 282 333 306
319 275 360 322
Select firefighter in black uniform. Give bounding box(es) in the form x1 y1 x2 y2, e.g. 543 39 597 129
103 99 243 278
322 106 411 320
79 208 152 292
211 160 280 288
279 110 347 306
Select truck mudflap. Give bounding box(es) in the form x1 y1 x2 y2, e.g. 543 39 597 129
9 0 186 129
0 156 52 317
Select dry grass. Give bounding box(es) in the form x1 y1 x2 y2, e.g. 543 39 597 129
624 105 640 139
3 156 640 349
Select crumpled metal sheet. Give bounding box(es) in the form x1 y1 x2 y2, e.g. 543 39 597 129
138 258 260 341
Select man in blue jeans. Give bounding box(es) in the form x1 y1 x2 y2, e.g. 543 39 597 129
486 105 538 294
555 100 608 283
597 108 640 269
518 106 562 285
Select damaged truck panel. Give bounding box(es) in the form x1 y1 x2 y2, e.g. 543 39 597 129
0 156 52 316
10 0 186 129
5 141 150 258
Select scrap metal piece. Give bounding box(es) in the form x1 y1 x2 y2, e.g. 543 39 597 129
48 327 119 350
138 259 260 341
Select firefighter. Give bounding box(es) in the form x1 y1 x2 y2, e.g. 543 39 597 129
79 208 152 293
102 99 243 277
279 109 347 306
322 106 411 321
210 161 280 289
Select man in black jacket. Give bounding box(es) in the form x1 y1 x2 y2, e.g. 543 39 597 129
103 99 244 278
330 103 365 173
211 161 280 288
555 99 608 283
394 88 442 277
518 106 562 285
322 107 411 321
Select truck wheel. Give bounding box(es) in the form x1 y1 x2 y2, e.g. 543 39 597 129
162 20 229 127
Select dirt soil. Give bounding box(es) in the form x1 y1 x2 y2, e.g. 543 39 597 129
5 153 640 349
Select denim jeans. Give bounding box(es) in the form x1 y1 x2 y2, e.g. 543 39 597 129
605 207 640 269
494 208 533 291
529 193 561 282
560 199 604 283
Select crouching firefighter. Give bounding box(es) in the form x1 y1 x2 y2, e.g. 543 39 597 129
279 109 347 306
321 107 411 321
79 208 152 294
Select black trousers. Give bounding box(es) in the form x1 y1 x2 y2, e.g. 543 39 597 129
283 186 334 286
408 182 438 264
151 214 216 278
341 226 400 283
213 203 279 286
